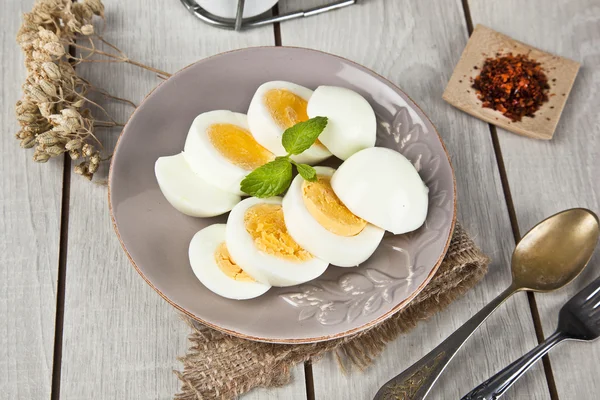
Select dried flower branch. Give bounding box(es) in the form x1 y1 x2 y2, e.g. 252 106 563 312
15 0 171 180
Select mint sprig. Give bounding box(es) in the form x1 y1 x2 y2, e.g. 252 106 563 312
282 116 328 155
240 116 327 198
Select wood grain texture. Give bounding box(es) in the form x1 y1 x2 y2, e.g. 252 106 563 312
468 1 600 399
58 2 305 399
443 24 580 140
279 0 551 398
0 1 63 400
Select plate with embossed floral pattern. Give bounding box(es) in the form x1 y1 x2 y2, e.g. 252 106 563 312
109 47 456 343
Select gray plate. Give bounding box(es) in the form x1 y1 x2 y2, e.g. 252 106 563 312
109 47 456 343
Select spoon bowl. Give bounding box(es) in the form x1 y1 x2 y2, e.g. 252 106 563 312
511 208 600 292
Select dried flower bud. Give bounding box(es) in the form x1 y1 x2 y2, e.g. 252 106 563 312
36 11 53 23
75 161 89 175
39 102 54 118
20 136 37 149
61 108 81 119
86 0 105 16
17 130 31 139
32 50 52 62
43 42 65 57
73 3 94 20
63 117 80 133
38 27 59 43
16 100 37 114
88 161 99 174
25 84 50 103
33 152 51 163
80 24 94 36
66 18 82 33
90 152 100 165
42 62 61 80
65 139 83 151
37 132 59 146
49 113 69 126
82 143 94 157
69 150 81 160
39 79 57 97
45 145 65 156
17 113 38 123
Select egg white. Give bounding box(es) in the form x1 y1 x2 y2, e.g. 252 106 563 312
283 166 385 267
189 224 271 300
307 86 376 160
226 197 329 287
155 153 241 217
247 81 332 165
184 110 266 195
331 147 429 234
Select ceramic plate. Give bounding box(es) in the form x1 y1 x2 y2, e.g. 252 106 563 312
109 47 456 343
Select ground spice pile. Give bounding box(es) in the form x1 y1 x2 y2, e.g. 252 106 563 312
472 53 550 122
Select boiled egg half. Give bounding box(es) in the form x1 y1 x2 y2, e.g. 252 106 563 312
283 166 385 267
331 147 429 234
307 86 376 160
189 224 271 300
247 81 332 164
155 153 241 217
184 110 275 195
226 197 329 287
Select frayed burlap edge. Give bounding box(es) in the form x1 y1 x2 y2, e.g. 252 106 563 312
174 222 489 400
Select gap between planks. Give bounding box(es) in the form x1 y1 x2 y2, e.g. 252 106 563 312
50 154 71 400
50 36 77 400
460 1 559 399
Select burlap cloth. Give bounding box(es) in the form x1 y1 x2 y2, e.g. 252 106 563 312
174 222 489 399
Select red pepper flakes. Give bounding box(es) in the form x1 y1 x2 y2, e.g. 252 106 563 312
472 53 550 122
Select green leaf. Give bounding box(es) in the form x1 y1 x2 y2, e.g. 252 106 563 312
295 163 317 182
240 157 293 198
281 116 328 155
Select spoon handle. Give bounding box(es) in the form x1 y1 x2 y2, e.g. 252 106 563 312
373 286 517 400
461 331 568 400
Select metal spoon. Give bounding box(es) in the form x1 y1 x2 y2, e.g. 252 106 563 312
373 208 599 400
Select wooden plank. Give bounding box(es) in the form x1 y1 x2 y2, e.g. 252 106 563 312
279 0 551 398
468 1 600 398
0 1 63 399
58 2 305 399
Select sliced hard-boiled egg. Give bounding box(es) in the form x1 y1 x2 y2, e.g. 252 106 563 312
155 153 241 217
247 81 332 164
189 224 271 300
184 110 275 195
331 147 429 235
283 166 385 267
226 197 329 287
307 86 376 160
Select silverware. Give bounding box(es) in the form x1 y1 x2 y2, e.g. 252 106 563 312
462 274 600 400
372 208 599 400
180 0 357 31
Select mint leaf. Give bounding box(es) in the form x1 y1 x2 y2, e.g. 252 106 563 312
294 163 317 182
240 157 292 198
281 116 328 155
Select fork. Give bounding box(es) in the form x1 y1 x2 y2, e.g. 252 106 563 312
462 275 600 400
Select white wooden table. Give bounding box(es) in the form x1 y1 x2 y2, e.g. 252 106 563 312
2 1 599 399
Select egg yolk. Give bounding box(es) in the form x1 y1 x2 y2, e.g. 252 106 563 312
264 89 325 147
244 204 312 262
302 175 367 236
214 242 256 282
207 123 274 170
